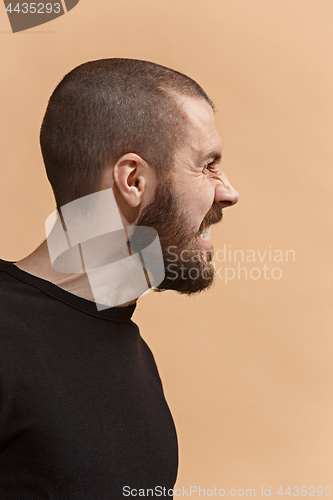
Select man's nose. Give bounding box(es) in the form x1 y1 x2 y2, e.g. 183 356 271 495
214 172 239 208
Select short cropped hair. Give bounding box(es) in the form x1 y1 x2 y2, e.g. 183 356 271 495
40 58 214 209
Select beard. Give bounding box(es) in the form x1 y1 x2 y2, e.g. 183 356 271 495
136 178 223 295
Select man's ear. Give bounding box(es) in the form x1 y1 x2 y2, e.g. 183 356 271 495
112 153 152 208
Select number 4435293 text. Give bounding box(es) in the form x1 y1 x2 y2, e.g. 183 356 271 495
6 3 61 14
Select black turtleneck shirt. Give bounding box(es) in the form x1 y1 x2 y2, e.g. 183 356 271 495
0 259 178 499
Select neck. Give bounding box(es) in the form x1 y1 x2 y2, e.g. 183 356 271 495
14 240 137 307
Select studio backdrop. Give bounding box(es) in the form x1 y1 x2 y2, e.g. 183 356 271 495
1 0 332 496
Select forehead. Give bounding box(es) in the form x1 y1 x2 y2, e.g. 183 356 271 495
177 95 223 161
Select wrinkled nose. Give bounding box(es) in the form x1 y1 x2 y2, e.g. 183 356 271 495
214 172 239 208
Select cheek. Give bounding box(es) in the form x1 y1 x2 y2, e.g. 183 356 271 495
199 181 216 212
176 176 215 221
190 189 215 224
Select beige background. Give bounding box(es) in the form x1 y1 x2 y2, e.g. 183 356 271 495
1 0 332 496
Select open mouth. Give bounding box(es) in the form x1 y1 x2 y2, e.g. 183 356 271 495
198 225 211 241
196 206 223 248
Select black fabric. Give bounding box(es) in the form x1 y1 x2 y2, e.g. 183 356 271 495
0 259 178 499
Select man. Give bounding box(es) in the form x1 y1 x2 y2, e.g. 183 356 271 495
0 59 238 498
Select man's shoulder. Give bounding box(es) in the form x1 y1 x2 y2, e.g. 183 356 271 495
0 266 32 306
0 272 36 377
0 265 44 343
0 268 22 305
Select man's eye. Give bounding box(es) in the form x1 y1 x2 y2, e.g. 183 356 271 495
203 161 215 170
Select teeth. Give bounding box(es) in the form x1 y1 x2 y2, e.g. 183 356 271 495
200 226 211 241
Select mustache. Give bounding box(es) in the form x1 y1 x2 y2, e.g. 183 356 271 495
198 205 223 234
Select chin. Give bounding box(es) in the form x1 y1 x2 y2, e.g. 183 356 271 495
154 253 216 295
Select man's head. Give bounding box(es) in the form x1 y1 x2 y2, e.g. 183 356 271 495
41 59 238 296
40 58 214 209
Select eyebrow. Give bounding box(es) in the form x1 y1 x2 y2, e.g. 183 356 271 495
201 151 222 163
